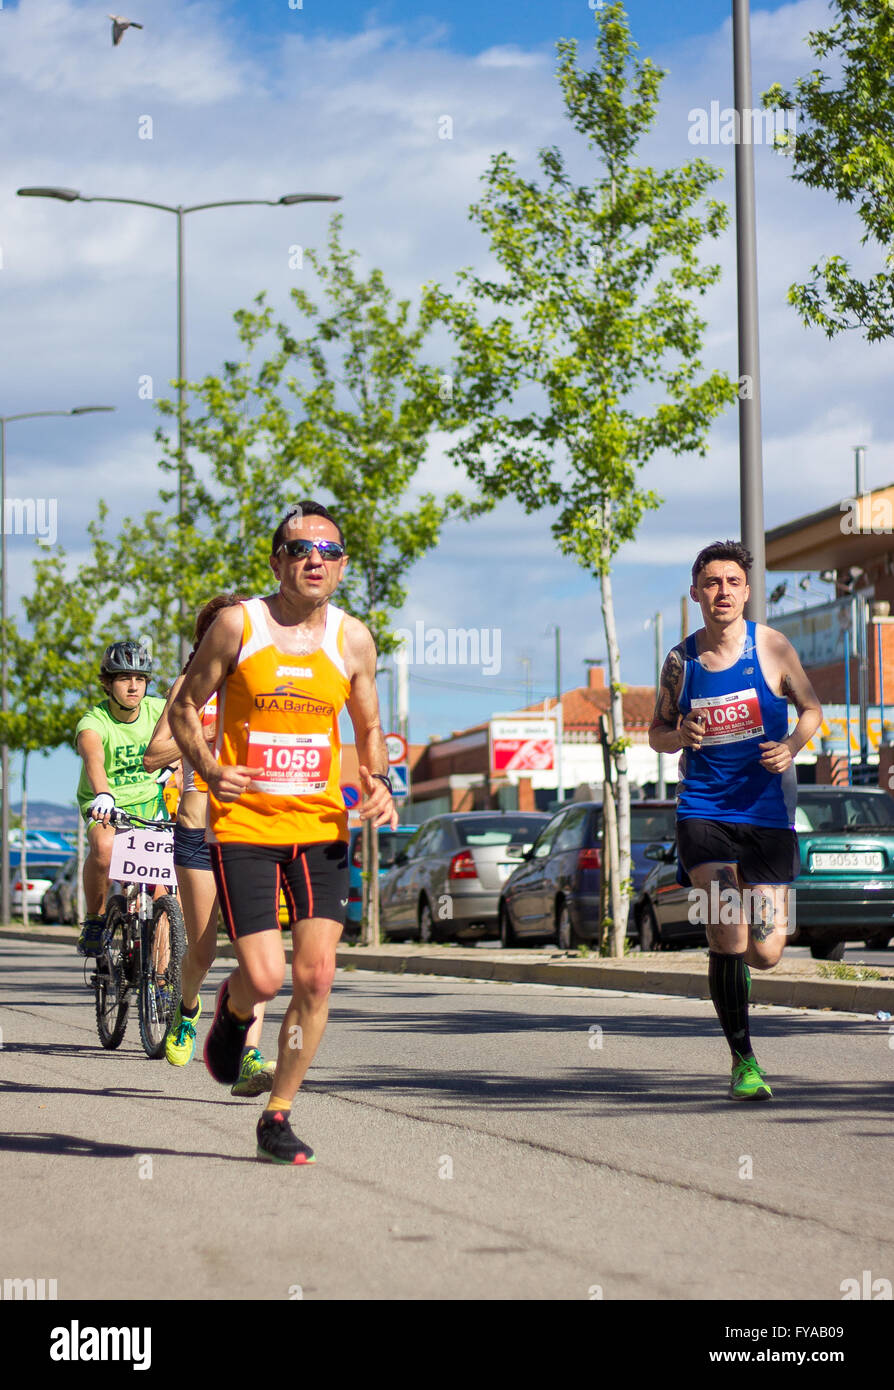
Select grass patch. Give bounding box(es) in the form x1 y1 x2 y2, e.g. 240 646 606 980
816 961 882 982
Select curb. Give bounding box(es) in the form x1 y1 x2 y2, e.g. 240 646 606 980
7 925 893 1016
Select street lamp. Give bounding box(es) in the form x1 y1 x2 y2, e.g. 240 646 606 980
0 405 115 924
17 186 342 661
732 0 767 622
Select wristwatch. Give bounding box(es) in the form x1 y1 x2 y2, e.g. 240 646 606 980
371 772 393 795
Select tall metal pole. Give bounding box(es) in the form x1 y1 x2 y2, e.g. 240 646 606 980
655 611 666 798
854 444 866 497
1 418 8 924
733 0 766 622
857 593 869 769
176 207 189 667
844 627 853 786
554 625 563 805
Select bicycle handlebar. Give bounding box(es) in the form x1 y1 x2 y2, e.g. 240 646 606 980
108 809 173 831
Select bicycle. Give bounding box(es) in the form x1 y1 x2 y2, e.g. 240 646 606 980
91 810 186 1058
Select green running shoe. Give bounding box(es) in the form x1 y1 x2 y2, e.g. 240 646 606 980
730 1051 772 1101
165 998 201 1067
231 1047 276 1097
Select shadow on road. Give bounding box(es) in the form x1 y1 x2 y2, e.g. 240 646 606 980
329 998 876 1038
0 1130 257 1162
312 1062 894 1122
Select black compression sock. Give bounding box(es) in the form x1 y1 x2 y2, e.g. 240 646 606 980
708 951 752 1060
181 1000 199 1019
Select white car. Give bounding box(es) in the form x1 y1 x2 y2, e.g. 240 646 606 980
13 861 67 915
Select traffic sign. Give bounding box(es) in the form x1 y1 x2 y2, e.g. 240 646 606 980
389 763 409 799
385 732 408 765
341 783 361 809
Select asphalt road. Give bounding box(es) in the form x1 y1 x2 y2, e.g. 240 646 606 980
2 937 893 1302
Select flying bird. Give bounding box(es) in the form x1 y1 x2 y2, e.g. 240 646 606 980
109 15 144 46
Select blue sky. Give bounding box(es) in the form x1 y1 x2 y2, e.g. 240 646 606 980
4 0 885 805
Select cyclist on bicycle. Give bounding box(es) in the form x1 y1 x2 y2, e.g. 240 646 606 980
144 595 276 1095
75 640 178 956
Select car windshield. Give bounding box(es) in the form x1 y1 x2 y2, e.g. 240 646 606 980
20 863 63 880
795 792 894 831
630 806 676 841
377 831 413 862
455 817 544 847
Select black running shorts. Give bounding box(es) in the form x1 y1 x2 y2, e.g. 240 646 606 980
210 840 349 939
677 818 800 886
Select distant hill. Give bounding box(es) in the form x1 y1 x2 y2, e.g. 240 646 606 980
12 801 80 833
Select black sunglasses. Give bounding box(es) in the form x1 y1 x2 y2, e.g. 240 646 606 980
277 538 346 561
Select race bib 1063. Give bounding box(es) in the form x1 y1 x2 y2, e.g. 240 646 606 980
245 730 331 796
690 689 765 745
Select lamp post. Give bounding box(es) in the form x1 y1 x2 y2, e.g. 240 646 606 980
17 186 341 662
732 0 767 622
0 405 115 924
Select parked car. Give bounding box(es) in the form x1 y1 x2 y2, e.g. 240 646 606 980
379 812 549 942
346 824 418 933
634 785 894 958
40 856 79 924
14 860 71 916
498 800 677 948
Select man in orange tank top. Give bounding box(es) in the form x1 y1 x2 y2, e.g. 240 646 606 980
169 501 396 1164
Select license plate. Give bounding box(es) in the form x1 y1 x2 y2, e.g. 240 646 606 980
497 862 516 881
810 851 884 871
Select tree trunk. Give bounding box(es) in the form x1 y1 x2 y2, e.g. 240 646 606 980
599 777 617 954
20 753 29 926
361 817 371 945
370 822 380 947
599 523 631 957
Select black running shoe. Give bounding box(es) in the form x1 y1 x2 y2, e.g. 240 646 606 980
203 981 254 1084
256 1110 316 1165
77 914 106 957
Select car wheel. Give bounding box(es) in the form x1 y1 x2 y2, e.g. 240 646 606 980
418 898 437 944
639 902 661 952
864 932 892 951
555 899 575 950
499 902 516 949
808 939 846 960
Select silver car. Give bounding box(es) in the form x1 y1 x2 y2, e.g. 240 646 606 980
379 812 549 942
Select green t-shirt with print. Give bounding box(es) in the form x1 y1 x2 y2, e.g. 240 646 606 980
75 697 167 815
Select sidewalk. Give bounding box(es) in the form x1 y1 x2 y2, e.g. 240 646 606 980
4 923 894 1015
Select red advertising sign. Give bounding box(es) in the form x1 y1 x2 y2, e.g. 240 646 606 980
490 719 556 774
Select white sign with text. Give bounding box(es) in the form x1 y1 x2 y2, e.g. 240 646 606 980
109 826 176 885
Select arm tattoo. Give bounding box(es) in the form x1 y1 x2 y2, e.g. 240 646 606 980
651 645 685 730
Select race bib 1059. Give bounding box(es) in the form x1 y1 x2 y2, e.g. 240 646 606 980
245 730 331 795
690 689 765 745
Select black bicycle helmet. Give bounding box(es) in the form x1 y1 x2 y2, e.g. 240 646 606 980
100 639 153 679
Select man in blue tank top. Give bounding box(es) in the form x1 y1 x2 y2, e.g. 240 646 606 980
650 541 822 1100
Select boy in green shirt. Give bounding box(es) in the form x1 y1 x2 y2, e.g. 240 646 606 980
75 640 177 955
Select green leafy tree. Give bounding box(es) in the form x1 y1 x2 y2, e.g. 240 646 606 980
764 0 894 342
109 215 485 681
428 3 736 953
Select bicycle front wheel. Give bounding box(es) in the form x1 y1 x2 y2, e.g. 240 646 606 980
138 894 186 1059
94 895 131 1049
